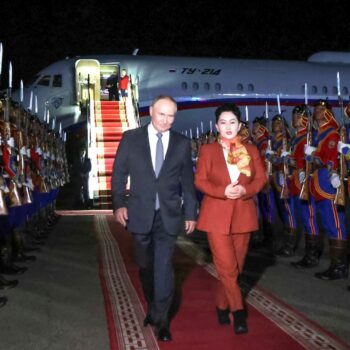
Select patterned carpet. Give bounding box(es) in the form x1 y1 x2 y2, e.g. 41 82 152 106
94 215 350 350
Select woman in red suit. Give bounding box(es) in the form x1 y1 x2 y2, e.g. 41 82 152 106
195 103 267 334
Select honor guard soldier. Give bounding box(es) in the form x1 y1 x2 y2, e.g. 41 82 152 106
252 116 275 247
239 120 253 144
337 101 350 290
265 114 297 256
287 106 320 268
304 99 348 280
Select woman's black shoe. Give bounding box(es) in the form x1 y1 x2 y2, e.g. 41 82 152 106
233 310 248 334
216 307 230 325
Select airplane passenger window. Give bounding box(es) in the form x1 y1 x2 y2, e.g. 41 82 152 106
181 82 188 90
215 83 221 91
248 84 254 92
37 75 51 86
322 86 328 94
343 87 348 95
193 82 199 90
53 75 62 87
237 83 243 92
332 86 337 94
312 86 318 93
204 82 210 90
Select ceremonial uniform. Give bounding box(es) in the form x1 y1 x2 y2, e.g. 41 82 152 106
268 115 297 256
288 106 320 268
306 100 347 280
252 117 275 246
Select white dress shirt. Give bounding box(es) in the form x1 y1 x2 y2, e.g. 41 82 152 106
148 123 170 171
222 148 240 183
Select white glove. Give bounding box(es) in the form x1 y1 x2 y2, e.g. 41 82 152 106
337 141 350 156
8 137 15 148
24 178 34 191
36 147 43 156
304 145 316 156
281 151 291 158
27 148 31 157
265 149 275 161
278 171 285 187
299 171 306 184
20 146 27 156
330 173 341 189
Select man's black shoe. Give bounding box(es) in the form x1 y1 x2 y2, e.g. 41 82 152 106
157 327 172 341
143 315 154 327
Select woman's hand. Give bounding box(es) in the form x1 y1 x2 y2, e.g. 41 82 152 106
225 182 246 199
230 184 247 199
225 181 238 199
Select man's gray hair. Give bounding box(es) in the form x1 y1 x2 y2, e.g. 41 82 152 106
151 95 177 107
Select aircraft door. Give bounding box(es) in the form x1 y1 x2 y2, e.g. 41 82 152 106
75 59 101 108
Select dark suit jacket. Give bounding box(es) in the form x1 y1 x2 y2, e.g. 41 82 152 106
111 124 197 235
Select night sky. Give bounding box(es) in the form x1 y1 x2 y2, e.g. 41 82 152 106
1 0 350 88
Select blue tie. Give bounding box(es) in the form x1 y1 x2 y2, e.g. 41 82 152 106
155 132 163 209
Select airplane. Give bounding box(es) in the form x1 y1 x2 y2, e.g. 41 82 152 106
9 51 350 208
11 50 350 134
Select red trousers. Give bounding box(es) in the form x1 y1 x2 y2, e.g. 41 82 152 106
207 232 251 312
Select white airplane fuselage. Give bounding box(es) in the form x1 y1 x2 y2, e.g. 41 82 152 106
12 52 350 133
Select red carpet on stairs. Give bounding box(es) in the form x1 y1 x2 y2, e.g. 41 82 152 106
95 215 350 350
94 101 128 207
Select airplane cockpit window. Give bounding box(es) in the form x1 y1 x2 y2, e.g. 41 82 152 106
27 74 40 86
53 75 62 87
37 75 51 86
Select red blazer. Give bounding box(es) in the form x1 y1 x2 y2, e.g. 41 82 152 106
195 142 267 234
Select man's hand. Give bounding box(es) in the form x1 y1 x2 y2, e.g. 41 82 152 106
185 220 196 235
114 207 128 227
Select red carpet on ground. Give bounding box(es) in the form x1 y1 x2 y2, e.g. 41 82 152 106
94 215 350 350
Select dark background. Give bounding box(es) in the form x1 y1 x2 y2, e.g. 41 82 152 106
1 0 350 88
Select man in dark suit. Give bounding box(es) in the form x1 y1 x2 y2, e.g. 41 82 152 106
111 95 197 341
79 148 92 208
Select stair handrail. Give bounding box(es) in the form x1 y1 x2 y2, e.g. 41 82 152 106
125 74 140 129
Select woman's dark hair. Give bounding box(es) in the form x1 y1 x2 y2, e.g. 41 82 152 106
215 103 241 123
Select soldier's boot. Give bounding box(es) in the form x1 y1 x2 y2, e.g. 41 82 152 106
275 228 296 257
0 241 28 275
0 296 7 308
291 234 321 268
250 230 262 249
0 273 18 290
26 214 47 242
12 229 37 263
315 239 348 280
262 221 274 248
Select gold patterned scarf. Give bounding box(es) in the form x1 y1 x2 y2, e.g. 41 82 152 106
218 136 251 177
